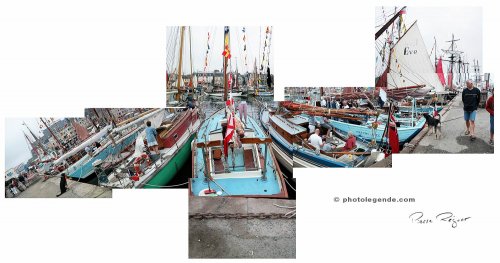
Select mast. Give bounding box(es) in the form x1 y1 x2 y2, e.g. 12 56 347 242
235 57 238 89
176 26 185 101
189 26 194 89
473 59 480 86
441 34 462 89
40 117 65 153
106 109 117 127
375 6 407 40
223 26 230 101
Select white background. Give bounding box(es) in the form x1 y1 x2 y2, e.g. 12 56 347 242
1 0 499 262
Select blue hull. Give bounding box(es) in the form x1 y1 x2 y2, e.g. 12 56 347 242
66 129 141 179
190 112 286 197
330 118 425 144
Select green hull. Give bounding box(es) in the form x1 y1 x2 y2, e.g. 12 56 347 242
143 133 194 188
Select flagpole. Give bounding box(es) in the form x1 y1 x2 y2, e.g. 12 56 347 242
223 26 229 102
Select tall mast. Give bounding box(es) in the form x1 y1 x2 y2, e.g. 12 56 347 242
23 122 47 156
223 26 230 101
235 57 238 89
40 118 65 153
375 6 407 40
176 26 185 101
434 37 437 68
23 131 40 159
189 27 194 88
106 109 117 127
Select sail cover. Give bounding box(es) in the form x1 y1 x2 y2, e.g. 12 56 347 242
387 22 445 93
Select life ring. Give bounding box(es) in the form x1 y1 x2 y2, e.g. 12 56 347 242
133 153 151 176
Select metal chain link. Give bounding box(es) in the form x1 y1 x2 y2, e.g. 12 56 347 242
189 212 295 220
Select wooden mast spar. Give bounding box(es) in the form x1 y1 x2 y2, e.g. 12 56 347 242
223 26 230 101
176 26 185 102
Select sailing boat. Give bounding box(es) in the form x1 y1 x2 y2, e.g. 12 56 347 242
376 7 445 100
94 108 201 188
94 27 202 188
52 111 156 180
190 26 287 197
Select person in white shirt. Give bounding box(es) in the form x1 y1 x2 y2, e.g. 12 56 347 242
308 128 324 150
320 97 327 107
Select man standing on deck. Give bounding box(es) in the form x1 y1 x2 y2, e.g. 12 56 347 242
145 121 160 155
486 88 494 145
462 80 481 141
308 128 324 151
237 101 248 124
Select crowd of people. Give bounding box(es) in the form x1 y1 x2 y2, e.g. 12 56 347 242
6 173 31 197
319 96 361 109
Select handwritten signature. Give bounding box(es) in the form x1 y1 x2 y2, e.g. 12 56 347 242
409 212 471 228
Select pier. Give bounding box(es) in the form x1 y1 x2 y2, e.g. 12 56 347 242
189 196 296 258
403 94 493 154
11 175 112 198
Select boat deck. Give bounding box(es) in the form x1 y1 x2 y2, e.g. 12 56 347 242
191 110 285 197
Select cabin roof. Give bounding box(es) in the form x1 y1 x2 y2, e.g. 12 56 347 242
270 115 307 135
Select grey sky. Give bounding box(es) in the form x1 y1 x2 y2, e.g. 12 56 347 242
5 118 44 170
376 6 482 76
166 26 273 75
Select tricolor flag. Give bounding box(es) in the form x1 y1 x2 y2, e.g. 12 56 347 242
222 26 231 59
224 113 235 156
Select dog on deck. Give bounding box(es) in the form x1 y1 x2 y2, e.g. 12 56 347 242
422 113 441 139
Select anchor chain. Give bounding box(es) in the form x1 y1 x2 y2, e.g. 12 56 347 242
189 212 296 220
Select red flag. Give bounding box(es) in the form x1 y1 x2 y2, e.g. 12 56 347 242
224 113 235 156
388 112 399 153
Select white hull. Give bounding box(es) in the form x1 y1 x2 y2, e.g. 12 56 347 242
271 142 293 174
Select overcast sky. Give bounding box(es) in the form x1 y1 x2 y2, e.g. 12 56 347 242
376 6 482 76
5 118 44 170
166 26 273 75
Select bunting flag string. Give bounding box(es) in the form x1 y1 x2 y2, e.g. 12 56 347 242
242 27 248 67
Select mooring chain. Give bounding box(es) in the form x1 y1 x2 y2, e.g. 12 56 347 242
189 212 296 220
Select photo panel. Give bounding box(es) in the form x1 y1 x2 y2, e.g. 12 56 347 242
375 6 492 154
283 87 392 168
171 25 296 259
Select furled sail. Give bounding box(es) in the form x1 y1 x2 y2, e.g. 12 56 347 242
387 22 445 93
436 57 447 87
